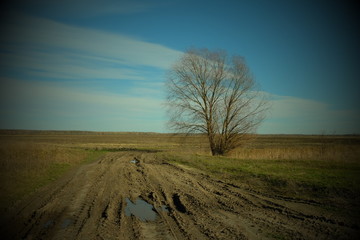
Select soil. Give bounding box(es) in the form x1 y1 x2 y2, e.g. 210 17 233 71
0 152 358 239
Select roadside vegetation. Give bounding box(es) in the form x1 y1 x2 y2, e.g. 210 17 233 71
163 151 360 198
0 142 106 212
161 135 360 220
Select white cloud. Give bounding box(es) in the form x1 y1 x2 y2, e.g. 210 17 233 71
0 14 178 131
0 77 166 131
1 14 182 80
0 50 145 80
269 95 328 118
8 14 181 68
1 77 162 114
260 94 360 134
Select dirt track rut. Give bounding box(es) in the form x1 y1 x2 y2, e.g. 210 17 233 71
1 152 358 239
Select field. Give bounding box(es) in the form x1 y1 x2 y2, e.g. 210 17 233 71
0 130 359 239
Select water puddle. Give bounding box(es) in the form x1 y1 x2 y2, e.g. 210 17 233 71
124 198 170 222
130 159 139 164
125 198 157 221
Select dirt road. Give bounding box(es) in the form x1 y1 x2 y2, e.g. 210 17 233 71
1 152 358 239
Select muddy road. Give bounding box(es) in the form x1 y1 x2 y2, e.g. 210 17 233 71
1 152 358 239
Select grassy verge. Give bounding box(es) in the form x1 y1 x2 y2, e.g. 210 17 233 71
162 153 360 203
0 144 106 212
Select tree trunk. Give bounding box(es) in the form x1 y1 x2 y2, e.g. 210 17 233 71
208 135 226 156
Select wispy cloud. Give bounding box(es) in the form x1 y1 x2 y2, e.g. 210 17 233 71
0 77 166 131
1 14 182 81
0 14 178 131
1 77 162 113
260 95 360 134
0 50 146 80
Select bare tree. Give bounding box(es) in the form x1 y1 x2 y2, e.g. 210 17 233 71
166 48 268 156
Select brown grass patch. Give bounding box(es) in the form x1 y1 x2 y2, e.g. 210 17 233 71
0 141 102 212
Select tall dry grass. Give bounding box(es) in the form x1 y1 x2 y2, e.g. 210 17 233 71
0 142 88 173
0 142 93 211
229 144 360 162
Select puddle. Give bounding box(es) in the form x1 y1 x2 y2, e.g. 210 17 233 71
125 198 157 221
124 198 170 222
130 159 139 164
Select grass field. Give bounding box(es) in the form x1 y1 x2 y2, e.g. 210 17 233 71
1 130 359 216
0 138 106 212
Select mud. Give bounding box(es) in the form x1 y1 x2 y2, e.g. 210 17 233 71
0 152 358 239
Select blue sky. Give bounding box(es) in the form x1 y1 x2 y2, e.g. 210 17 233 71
1 0 359 134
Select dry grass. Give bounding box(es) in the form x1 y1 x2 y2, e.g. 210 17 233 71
0 142 88 173
229 144 360 162
1 131 359 160
0 140 103 212
223 135 359 161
